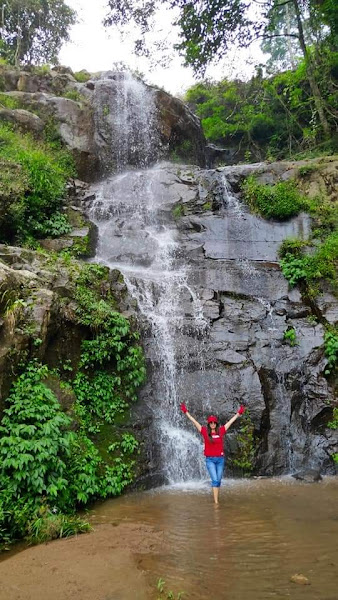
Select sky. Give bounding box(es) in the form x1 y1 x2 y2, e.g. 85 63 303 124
59 0 264 96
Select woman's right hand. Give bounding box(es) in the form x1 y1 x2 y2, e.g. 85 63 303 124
180 403 188 413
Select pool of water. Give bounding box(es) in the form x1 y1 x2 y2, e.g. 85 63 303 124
89 477 338 600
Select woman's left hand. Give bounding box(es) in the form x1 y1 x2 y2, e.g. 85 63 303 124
237 405 246 415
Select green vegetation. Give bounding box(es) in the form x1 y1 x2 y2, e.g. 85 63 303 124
73 70 91 83
185 56 337 161
0 262 146 549
279 231 338 293
62 89 86 103
0 0 77 67
232 412 256 475
172 203 185 219
324 330 338 375
328 407 338 430
298 164 319 177
283 327 297 347
157 578 184 600
0 122 74 243
242 176 307 220
0 92 20 109
170 139 194 163
328 407 338 464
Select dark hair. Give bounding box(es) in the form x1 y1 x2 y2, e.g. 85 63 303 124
207 422 219 442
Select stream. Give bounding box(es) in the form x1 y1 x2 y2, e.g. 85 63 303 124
89 478 338 600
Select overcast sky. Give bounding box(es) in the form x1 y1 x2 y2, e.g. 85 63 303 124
59 0 264 96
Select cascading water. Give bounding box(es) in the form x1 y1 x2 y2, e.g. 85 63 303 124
90 73 208 484
93 71 158 172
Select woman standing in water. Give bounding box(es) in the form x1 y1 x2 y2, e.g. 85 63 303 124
180 403 246 504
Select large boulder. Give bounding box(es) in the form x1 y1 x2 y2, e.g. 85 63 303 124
154 89 206 167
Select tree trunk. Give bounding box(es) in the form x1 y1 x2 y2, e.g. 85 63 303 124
285 4 297 69
292 0 330 136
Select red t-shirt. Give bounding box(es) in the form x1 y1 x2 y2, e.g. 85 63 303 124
200 425 226 457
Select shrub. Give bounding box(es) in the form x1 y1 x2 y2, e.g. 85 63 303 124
283 327 297 346
0 92 19 109
73 70 91 83
172 204 185 218
62 89 85 103
328 407 338 429
0 123 74 243
0 363 73 503
280 232 338 291
242 176 307 220
324 330 338 374
232 412 256 475
298 164 319 177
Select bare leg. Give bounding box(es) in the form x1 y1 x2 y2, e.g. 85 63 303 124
213 487 219 504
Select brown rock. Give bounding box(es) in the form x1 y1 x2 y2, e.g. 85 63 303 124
290 574 310 585
0 107 44 135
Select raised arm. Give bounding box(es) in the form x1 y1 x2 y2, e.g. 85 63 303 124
180 403 202 432
224 405 246 431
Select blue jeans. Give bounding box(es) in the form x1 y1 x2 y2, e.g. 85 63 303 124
206 457 225 488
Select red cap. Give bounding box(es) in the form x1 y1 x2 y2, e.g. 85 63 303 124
207 415 218 423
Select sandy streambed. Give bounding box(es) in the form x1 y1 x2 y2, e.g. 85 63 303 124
0 522 166 600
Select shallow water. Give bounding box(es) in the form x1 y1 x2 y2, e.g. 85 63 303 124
89 477 338 600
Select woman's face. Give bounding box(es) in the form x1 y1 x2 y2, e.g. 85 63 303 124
209 421 217 430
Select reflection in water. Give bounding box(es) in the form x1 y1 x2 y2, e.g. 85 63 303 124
90 478 338 600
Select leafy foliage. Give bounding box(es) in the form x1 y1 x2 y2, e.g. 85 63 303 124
283 327 297 347
231 412 256 475
0 363 73 501
328 407 338 430
242 176 307 220
73 70 91 83
185 54 338 160
0 0 77 66
0 261 146 548
324 330 338 374
280 231 338 292
0 123 74 243
106 1 336 138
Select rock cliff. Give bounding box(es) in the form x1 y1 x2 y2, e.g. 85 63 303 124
0 65 336 483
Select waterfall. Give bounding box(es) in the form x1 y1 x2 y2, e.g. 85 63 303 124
93 71 158 172
90 73 208 484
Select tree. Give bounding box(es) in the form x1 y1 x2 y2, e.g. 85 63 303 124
0 0 77 67
105 0 334 135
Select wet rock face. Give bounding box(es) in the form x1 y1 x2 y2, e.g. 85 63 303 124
178 164 337 475
85 161 337 478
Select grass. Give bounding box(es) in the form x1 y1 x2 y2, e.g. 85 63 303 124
73 70 91 83
62 89 86 103
0 92 20 109
0 122 74 242
172 204 185 219
27 510 91 544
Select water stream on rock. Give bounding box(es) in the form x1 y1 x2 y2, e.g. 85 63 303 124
91 74 208 483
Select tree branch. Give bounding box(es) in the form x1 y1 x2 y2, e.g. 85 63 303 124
255 33 300 40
